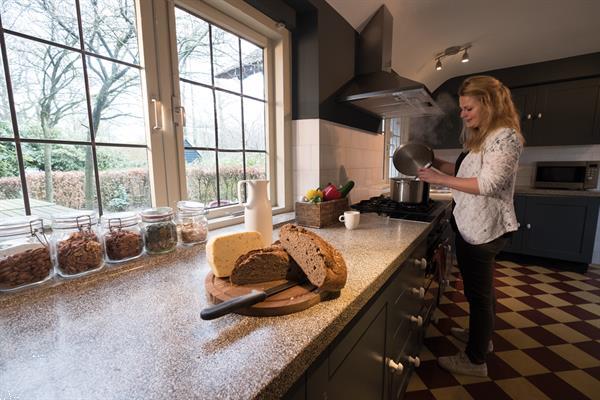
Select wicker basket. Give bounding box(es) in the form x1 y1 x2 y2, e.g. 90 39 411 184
295 197 350 228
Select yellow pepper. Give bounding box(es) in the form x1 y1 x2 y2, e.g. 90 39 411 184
305 189 323 203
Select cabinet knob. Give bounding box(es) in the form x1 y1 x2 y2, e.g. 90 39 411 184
526 113 532 120
415 258 427 270
537 112 543 119
409 315 423 327
517 222 521 228
388 358 404 374
411 287 425 299
407 356 421 368
526 223 531 229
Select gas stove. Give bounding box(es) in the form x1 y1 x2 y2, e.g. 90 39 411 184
351 195 446 222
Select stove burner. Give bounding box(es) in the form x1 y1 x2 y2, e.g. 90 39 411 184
351 195 442 222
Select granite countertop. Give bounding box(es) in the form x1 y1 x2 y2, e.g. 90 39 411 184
0 213 437 400
515 185 600 197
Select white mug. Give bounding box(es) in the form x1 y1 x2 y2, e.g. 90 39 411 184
339 210 360 230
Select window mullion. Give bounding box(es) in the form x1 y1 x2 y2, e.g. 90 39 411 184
0 26 31 215
74 0 103 215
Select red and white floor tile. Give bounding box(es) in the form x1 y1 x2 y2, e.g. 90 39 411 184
404 261 600 400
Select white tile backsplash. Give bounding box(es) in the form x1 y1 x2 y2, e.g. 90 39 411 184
292 119 385 202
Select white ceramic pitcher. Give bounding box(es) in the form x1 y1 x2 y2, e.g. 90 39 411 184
237 179 272 247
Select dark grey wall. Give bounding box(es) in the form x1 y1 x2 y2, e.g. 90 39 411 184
243 0 381 132
434 52 600 96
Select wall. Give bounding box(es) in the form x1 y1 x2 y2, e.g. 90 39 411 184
437 145 600 265
292 119 385 204
437 145 600 187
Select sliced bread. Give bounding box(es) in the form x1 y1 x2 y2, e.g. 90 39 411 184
279 224 347 291
230 243 305 285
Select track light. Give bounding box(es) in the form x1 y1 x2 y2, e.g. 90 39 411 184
434 44 472 71
461 49 469 63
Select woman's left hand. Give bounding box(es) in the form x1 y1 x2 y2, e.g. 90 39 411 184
417 167 446 185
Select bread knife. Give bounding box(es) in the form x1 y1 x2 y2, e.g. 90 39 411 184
201 279 307 320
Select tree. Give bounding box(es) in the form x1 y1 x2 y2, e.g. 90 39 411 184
8 0 141 208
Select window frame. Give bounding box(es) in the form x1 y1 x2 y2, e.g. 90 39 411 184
154 0 292 227
0 0 156 217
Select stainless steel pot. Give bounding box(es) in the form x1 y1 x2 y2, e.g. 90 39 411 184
392 143 434 176
390 177 430 204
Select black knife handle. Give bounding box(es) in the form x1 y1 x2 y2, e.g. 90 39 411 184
201 290 268 320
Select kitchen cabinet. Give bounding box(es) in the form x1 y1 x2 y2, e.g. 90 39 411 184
503 194 600 264
511 77 600 146
285 231 451 400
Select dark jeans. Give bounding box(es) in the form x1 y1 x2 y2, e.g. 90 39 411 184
455 232 510 364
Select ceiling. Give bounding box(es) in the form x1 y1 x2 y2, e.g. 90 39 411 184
325 0 600 91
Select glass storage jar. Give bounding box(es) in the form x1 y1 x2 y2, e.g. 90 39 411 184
140 207 177 254
0 216 54 292
51 211 104 278
101 212 144 263
176 201 208 246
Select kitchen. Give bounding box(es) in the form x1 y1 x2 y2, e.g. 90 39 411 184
1 0 600 399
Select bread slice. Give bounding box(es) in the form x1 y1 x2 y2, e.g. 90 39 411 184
206 231 264 278
230 244 305 285
279 224 347 291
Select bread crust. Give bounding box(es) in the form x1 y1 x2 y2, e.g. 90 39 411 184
279 224 347 291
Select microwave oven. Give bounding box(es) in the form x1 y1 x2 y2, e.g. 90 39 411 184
534 161 599 190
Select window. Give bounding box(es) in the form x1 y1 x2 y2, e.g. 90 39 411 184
384 118 408 179
0 0 152 220
0 0 292 226
174 7 268 209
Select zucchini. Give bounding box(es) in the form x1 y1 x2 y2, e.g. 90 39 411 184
339 180 355 197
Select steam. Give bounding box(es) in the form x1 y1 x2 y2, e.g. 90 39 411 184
408 92 460 145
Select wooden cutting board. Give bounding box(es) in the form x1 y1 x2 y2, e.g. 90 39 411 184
204 273 331 317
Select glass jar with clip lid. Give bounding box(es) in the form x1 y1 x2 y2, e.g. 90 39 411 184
101 212 144 263
0 216 54 292
176 200 208 246
51 210 104 278
140 207 177 254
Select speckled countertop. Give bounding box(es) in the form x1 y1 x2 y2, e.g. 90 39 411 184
0 213 438 400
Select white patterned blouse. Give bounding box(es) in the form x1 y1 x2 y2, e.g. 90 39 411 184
451 127 523 245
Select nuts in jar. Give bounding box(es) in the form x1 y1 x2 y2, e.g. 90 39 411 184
101 212 144 263
176 200 208 246
0 217 53 292
57 231 103 275
52 211 104 277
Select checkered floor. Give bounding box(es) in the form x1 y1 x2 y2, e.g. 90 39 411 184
404 260 600 400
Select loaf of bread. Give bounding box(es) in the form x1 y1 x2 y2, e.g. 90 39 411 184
206 231 264 278
279 224 347 291
230 243 305 285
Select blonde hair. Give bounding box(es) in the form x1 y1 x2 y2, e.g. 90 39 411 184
458 75 525 152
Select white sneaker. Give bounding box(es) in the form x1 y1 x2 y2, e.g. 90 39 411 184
450 327 494 353
438 351 488 377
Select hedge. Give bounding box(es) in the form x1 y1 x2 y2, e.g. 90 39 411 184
0 167 265 211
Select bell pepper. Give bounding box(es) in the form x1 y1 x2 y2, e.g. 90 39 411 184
322 183 342 201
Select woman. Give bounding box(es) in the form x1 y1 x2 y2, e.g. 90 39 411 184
418 75 524 377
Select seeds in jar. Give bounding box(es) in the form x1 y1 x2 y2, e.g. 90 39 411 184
179 222 207 244
144 222 177 253
0 245 53 289
57 231 103 275
105 229 143 261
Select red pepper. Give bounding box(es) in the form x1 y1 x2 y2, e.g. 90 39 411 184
322 183 342 201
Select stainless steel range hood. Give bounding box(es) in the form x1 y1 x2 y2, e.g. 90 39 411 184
338 5 442 119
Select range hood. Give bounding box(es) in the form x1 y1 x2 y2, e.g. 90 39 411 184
338 6 442 119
